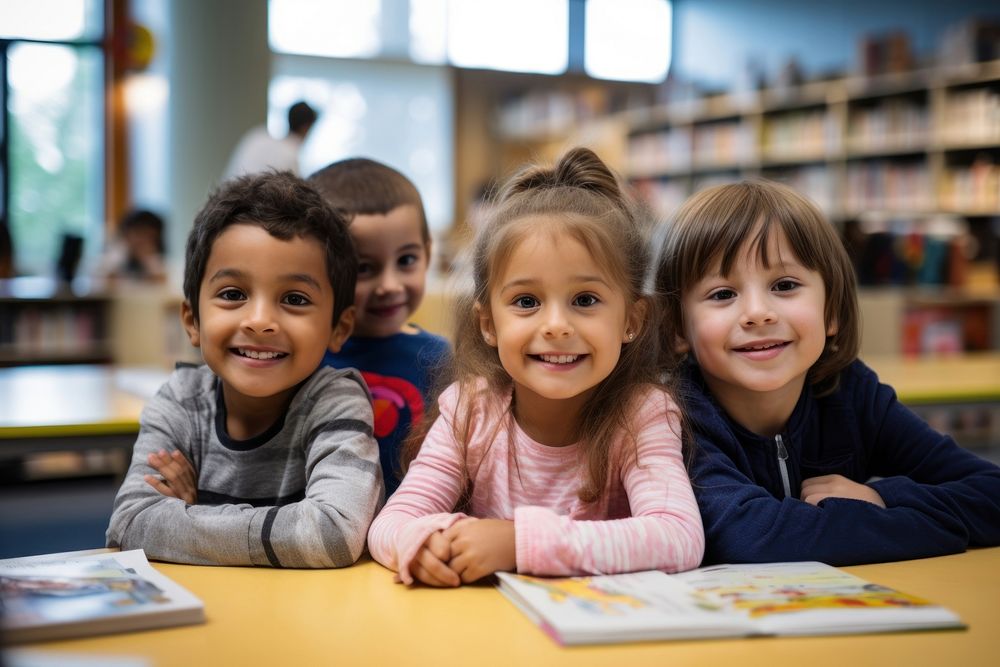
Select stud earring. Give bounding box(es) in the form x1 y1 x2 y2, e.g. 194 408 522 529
627 331 635 341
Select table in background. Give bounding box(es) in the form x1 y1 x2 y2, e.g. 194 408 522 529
865 352 1000 405
16 547 1000 666
0 365 168 558
866 352 1000 460
0 365 167 459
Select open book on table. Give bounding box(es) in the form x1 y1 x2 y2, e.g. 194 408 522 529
497 561 964 646
0 549 204 643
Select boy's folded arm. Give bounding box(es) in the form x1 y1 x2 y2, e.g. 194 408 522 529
109 493 378 569
255 427 384 568
106 415 266 565
108 370 385 568
864 381 1000 547
109 493 276 566
234 377 385 569
693 437 974 566
108 426 383 568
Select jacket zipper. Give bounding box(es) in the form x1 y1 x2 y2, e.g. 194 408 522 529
775 434 791 498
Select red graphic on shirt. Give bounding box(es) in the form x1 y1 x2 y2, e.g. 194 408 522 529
361 372 425 439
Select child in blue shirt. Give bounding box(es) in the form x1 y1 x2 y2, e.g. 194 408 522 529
309 159 450 496
656 179 1000 566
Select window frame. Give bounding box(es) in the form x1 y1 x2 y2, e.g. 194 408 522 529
0 2 111 279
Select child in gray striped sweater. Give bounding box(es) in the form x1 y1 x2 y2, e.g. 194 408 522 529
107 172 383 567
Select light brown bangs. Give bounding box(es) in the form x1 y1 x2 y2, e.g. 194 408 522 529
481 211 632 302
476 216 545 303
685 204 825 288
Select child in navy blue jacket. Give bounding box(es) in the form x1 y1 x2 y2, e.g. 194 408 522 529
656 179 1000 566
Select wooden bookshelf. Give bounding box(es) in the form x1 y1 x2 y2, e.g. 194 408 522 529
477 61 1000 358
0 278 113 367
0 278 202 370
623 60 1000 218
620 59 1000 357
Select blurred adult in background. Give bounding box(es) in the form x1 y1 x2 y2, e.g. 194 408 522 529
223 101 318 179
96 209 167 283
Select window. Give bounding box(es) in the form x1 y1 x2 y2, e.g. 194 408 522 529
408 0 447 64
585 0 672 83
269 0 382 59
0 0 102 41
445 0 568 75
272 0 573 77
271 55 454 235
0 0 105 278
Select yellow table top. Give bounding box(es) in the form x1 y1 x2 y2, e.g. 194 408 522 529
864 352 1000 404
20 547 1000 666
0 365 167 438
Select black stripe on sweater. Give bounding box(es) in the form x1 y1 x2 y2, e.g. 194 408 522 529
261 506 282 567
198 488 305 507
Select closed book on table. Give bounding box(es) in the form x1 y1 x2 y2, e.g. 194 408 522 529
1 549 204 643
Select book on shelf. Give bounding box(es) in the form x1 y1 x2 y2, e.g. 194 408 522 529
497 561 964 646
901 304 992 356
0 549 204 644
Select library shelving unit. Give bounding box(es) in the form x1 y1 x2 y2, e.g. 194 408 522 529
0 277 113 367
485 62 1000 455
0 278 200 369
623 59 1000 358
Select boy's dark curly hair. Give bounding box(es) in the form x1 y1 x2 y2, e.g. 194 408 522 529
183 171 357 324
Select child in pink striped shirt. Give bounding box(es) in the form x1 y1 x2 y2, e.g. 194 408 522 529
367 147 704 586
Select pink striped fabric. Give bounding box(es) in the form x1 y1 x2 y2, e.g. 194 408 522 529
367 382 704 583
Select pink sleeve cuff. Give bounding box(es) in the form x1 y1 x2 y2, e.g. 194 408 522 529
514 505 572 576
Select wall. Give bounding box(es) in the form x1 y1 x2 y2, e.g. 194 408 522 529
165 0 270 278
672 0 1000 89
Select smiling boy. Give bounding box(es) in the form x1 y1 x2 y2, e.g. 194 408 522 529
309 159 450 496
106 172 383 567
657 180 1000 566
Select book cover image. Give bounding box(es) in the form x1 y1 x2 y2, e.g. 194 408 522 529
510 574 722 618
0 550 204 643
1 557 173 627
498 570 751 645
676 562 937 619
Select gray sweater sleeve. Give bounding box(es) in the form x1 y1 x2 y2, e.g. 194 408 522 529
106 366 383 568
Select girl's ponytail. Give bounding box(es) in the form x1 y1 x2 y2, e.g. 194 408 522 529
500 147 628 214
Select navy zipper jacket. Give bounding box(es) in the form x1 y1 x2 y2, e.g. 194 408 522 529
682 358 1000 566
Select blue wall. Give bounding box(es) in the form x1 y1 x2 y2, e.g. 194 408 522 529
672 0 1000 89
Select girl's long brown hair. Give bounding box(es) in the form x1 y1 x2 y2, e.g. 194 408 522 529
403 147 673 504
